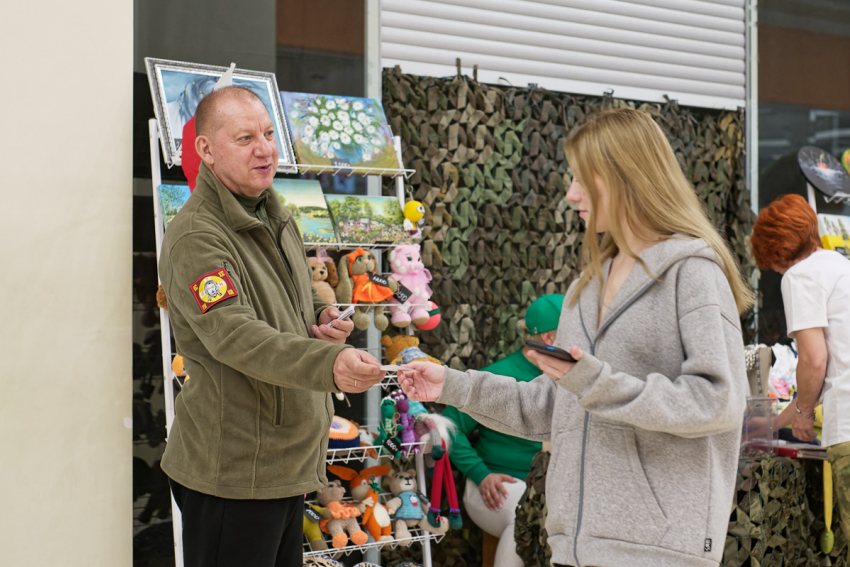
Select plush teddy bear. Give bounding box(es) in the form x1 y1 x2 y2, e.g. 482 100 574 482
336 248 400 331
316 248 339 289
385 469 424 545
381 335 441 367
308 257 337 305
385 469 449 542
316 480 369 548
327 465 394 543
387 244 433 327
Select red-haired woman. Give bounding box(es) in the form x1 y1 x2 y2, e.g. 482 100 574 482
751 194 850 543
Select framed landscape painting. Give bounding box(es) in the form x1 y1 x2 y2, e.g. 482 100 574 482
280 92 401 175
145 58 296 172
157 184 192 229
818 213 850 256
271 179 337 244
325 195 405 244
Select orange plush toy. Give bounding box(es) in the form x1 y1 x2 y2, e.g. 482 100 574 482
316 480 368 548
335 247 398 331
327 465 394 543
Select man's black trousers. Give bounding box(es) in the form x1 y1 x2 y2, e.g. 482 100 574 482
169 478 304 567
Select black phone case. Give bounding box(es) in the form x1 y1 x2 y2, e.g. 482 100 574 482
525 340 577 362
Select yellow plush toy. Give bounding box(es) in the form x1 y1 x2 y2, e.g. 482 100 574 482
172 355 188 381
303 504 329 552
381 335 440 366
403 200 426 240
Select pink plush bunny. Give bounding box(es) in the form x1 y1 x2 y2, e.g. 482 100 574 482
388 244 433 327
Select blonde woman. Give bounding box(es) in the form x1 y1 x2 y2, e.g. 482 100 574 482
399 109 752 567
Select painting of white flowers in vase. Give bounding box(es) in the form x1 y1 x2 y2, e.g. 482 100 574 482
280 92 401 175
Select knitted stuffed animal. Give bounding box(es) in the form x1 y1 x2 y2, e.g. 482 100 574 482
385 470 424 546
381 335 441 367
336 248 399 331
385 469 449 541
388 390 420 456
374 397 402 458
172 355 189 382
426 439 462 531
402 200 426 241
315 248 339 288
308 257 337 305
327 465 394 543
316 480 368 548
408 400 455 467
303 504 330 551
387 244 433 327
404 401 458 533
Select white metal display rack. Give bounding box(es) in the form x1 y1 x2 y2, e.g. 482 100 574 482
305 443 446 561
149 120 437 567
306 528 441 559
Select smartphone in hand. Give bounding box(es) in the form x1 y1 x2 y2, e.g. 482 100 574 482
336 306 356 321
525 340 577 362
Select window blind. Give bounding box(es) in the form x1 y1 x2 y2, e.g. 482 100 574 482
381 0 745 109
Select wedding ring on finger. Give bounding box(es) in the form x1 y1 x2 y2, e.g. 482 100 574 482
355 380 358 387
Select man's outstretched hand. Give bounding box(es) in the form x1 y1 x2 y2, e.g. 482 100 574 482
333 349 384 394
398 361 446 402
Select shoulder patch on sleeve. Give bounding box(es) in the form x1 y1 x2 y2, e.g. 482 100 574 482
190 269 238 313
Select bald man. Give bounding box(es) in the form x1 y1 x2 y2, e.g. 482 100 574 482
158 86 385 566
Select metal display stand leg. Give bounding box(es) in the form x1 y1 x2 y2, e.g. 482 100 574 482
148 119 184 567
396 134 434 567
415 451 434 567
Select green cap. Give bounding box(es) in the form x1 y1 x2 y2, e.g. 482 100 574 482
525 294 565 335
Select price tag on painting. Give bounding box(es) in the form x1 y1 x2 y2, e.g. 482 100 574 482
331 158 351 169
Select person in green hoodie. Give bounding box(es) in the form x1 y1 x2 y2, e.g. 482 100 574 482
443 294 564 567
158 86 385 567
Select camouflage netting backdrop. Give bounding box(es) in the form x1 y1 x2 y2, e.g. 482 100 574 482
381 67 757 371
512 454 849 567
725 457 848 566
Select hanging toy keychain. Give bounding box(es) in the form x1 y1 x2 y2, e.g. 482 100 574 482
374 396 402 458
388 390 420 456
403 200 426 241
425 439 462 531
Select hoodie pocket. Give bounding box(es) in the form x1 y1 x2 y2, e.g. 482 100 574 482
581 424 669 546
544 424 584 538
273 386 284 427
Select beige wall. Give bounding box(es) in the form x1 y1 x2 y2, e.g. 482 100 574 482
0 2 133 566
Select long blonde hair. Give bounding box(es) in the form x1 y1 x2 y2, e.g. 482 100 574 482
565 109 754 315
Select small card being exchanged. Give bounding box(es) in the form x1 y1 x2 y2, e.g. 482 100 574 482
380 365 401 371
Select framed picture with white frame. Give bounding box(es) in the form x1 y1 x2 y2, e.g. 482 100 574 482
145 57 297 172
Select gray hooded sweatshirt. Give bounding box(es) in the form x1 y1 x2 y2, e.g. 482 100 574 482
438 237 747 567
